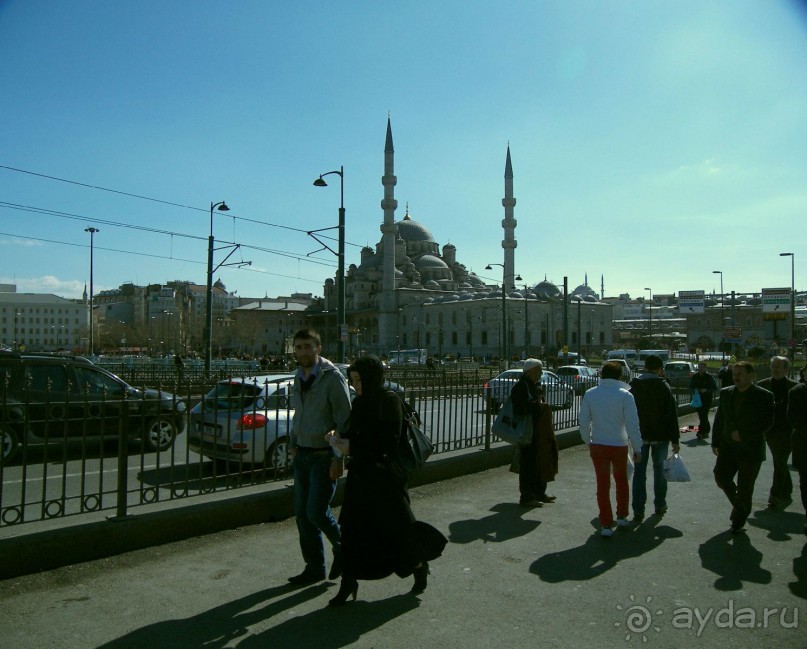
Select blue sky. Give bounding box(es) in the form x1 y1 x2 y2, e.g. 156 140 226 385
1 0 805 303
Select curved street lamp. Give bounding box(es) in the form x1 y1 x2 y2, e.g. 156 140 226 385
313 166 346 362
205 201 229 373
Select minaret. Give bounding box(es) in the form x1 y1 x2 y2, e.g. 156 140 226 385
378 115 399 349
501 145 517 291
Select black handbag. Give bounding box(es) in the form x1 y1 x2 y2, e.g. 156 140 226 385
390 392 434 479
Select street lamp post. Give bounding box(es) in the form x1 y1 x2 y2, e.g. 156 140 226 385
205 201 229 373
313 165 346 363
84 227 99 356
713 270 724 355
644 287 652 346
486 264 508 366
523 284 530 358
780 252 795 357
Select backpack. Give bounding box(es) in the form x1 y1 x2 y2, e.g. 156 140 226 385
390 391 434 479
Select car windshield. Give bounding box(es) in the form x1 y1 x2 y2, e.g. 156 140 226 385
556 368 577 376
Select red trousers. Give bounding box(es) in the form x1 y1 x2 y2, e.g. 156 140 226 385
589 444 630 528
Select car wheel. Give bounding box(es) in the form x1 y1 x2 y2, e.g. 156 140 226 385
1 425 19 464
490 399 501 414
266 437 291 472
143 416 178 453
563 390 573 409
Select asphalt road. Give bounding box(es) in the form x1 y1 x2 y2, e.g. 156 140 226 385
2 411 805 649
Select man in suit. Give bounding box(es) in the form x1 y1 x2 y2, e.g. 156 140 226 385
712 361 775 533
757 356 798 509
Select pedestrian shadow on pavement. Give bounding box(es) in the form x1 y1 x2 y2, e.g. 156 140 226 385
95 582 330 649
747 508 806 542
237 593 420 649
528 515 683 583
788 542 807 600
447 503 541 544
698 530 772 591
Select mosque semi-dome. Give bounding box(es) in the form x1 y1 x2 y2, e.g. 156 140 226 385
415 254 449 270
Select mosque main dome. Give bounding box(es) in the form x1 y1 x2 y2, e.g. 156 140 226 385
396 215 434 242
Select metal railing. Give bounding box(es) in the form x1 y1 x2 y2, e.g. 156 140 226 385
1 366 707 530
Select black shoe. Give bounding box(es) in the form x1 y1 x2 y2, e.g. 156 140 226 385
519 499 544 507
538 494 557 503
730 524 745 534
654 507 667 516
633 512 645 523
411 562 429 594
328 552 343 580
288 570 325 586
328 577 358 607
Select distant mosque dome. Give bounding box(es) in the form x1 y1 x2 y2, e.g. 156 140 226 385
572 283 599 302
534 279 561 299
396 213 435 242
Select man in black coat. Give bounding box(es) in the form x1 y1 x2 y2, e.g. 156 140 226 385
712 361 775 533
757 356 798 509
629 354 680 522
786 366 807 534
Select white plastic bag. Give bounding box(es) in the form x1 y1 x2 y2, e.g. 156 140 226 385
663 453 692 482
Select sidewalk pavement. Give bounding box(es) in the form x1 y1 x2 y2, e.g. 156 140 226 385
3 411 806 649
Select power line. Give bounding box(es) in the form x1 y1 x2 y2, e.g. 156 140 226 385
0 230 327 284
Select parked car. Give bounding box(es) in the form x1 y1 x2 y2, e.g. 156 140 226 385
188 374 295 470
482 368 574 412
555 365 600 395
603 358 632 382
663 361 697 388
0 351 186 464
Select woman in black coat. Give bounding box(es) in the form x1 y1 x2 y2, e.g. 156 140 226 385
327 355 447 607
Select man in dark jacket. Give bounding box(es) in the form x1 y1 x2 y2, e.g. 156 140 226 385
629 355 680 522
786 366 807 534
712 361 775 533
690 362 718 439
757 356 798 509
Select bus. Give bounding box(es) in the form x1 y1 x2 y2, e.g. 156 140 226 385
388 349 428 365
637 349 670 370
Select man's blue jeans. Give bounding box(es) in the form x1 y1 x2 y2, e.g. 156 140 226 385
293 449 341 575
632 441 670 516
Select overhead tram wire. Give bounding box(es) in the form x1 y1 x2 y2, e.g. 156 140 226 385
0 202 345 267
0 230 327 285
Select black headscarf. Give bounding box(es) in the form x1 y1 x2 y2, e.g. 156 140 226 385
347 355 385 397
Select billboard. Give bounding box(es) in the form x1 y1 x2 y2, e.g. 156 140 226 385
761 287 791 313
678 290 705 314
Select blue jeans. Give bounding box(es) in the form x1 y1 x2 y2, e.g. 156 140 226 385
293 449 341 575
632 442 670 516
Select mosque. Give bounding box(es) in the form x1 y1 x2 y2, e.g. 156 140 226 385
319 118 613 361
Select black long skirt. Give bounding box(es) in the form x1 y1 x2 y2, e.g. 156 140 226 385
339 461 447 581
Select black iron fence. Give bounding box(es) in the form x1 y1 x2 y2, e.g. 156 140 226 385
1 365 705 530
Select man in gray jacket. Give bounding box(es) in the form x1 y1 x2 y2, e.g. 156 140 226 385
287 329 352 585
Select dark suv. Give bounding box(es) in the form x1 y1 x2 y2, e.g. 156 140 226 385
0 352 186 463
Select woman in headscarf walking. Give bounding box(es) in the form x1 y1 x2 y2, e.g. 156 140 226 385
326 355 447 606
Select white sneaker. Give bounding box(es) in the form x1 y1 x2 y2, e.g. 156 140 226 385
600 526 614 537
616 517 629 527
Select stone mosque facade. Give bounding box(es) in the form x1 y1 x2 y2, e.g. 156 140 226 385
321 118 613 361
